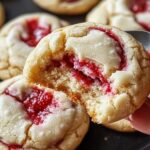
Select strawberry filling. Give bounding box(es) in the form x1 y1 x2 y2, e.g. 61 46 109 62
131 0 150 13
147 51 150 58
4 86 58 125
130 0 150 31
64 54 112 93
21 19 51 47
0 141 23 150
138 22 150 31
50 27 126 94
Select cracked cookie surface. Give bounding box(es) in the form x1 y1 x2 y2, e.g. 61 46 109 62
87 0 150 31
24 22 150 124
0 13 68 80
0 75 89 150
33 0 99 15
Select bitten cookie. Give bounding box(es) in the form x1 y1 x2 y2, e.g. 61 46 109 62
0 75 89 150
104 119 135 132
33 0 99 15
0 13 68 80
87 0 150 31
0 2 5 27
24 22 150 124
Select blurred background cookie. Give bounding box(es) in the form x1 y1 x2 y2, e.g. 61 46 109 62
0 2 5 27
0 75 89 150
33 0 99 15
0 13 68 80
24 22 150 124
87 0 150 31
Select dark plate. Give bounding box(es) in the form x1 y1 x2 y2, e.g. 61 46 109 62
1 0 150 150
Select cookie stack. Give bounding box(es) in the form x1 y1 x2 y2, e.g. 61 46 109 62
0 0 150 149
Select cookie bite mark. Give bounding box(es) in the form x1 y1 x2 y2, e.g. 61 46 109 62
131 0 150 31
89 27 126 70
0 141 23 150
21 19 51 47
4 86 58 125
52 53 112 94
47 27 126 95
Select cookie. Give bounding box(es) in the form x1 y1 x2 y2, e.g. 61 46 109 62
33 0 99 15
87 0 150 31
0 13 68 80
24 22 150 124
0 2 5 27
104 119 135 132
0 75 89 150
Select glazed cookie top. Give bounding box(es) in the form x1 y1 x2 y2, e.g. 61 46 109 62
33 0 99 15
0 2 5 27
87 0 150 31
24 22 150 124
0 13 68 80
0 76 89 150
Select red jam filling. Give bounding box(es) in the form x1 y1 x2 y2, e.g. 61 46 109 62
64 54 112 93
0 141 23 150
131 0 150 13
50 27 126 94
130 0 150 31
4 86 58 125
147 50 150 58
138 22 150 31
21 19 51 47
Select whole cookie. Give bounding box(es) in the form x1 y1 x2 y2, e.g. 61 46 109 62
104 119 135 132
33 0 99 15
87 0 150 31
0 76 89 150
24 22 150 124
0 2 5 27
0 13 68 80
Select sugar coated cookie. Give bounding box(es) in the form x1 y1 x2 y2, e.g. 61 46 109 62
33 0 99 15
87 0 150 31
0 13 68 80
0 76 89 150
24 22 150 124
